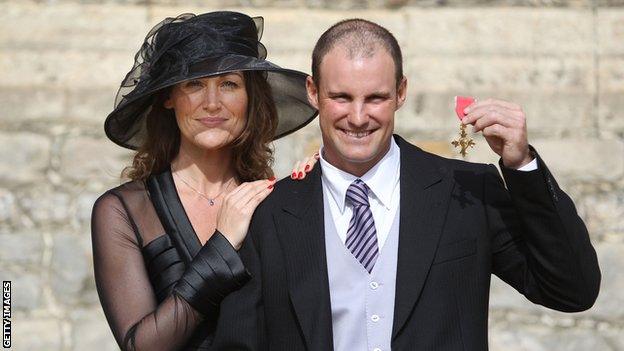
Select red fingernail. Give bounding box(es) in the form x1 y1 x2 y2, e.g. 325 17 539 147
298 171 303 179
268 176 276 181
291 172 296 179
268 184 273 189
304 165 310 172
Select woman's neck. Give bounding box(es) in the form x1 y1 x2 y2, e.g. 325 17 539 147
171 140 238 193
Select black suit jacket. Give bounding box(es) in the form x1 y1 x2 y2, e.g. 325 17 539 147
210 135 600 351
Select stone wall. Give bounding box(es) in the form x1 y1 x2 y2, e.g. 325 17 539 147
0 0 622 350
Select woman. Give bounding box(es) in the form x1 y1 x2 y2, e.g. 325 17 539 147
92 12 317 350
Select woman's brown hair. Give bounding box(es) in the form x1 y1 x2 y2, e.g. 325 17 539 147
122 70 277 182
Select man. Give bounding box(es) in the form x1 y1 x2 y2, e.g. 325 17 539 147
210 19 600 350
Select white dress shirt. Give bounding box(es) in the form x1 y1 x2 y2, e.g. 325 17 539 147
319 139 401 250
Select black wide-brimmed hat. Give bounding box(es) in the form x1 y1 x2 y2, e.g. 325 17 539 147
105 11 318 150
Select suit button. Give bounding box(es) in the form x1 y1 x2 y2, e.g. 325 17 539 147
370 281 379 290
371 314 380 322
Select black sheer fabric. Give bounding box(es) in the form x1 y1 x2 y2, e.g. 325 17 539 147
91 170 250 350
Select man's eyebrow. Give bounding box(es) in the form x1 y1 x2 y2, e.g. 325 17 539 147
367 91 391 98
327 91 351 97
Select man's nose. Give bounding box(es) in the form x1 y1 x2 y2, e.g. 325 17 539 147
347 101 368 127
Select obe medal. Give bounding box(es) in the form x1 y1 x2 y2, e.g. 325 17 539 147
451 96 476 157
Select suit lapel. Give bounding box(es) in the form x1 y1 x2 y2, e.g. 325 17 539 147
392 135 455 340
274 165 334 350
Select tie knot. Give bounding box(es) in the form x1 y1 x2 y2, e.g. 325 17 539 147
346 179 370 207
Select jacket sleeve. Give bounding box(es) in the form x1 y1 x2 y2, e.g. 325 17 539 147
488 147 601 312
209 210 265 351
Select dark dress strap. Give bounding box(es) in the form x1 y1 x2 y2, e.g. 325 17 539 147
146 167 203 265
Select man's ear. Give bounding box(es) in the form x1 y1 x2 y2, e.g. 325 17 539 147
396 76 407 110
306 75 320 109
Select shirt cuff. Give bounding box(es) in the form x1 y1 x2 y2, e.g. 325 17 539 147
515 158 538 172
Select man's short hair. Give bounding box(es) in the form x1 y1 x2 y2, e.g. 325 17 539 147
311 18 403 88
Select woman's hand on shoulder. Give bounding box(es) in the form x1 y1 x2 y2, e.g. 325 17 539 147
290 152 320 180
216 177 276 250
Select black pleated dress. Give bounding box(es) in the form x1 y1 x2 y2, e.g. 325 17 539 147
91 168 250 350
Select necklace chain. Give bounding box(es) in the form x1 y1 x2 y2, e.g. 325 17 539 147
172 167 235 206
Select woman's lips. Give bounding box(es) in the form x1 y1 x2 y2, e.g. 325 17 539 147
197 117 227 127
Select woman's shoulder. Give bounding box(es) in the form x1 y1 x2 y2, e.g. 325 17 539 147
99 179 147 200
93 179 149 213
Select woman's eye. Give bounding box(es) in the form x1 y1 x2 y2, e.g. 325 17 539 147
222 81 238 89
185 80 203 88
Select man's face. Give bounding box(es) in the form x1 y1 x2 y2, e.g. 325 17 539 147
307 46 407 176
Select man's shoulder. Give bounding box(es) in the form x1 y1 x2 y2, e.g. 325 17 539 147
254 172 319 215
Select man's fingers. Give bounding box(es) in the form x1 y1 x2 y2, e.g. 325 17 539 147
465 98 521 113
481 124 509 140
469 109 521 132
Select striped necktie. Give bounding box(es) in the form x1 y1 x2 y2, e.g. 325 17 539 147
345 179 379 273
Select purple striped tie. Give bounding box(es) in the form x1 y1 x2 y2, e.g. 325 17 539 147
345 179 379 273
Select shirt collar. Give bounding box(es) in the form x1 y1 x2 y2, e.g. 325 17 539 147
319 138 401 213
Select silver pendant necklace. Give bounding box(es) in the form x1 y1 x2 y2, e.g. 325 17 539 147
172 168 235 206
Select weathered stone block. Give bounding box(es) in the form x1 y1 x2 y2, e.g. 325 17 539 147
405 8 593 56
66 88 116 124
0 88 65 122
0 188 17 223
489 275 546 314
70 308 118 351
147 5 217 26
599 58 624 92
0 2 149 51
1 270 42 311
256 9 407 54
406 56 594 92
9 316 62 351
272 121 321 177
465 138 624 181
50 232 94 306
579 192 624 237
60 136 132 182
0 231 43 266
395 90 594 139
490 325 614 351
583 243 624 321
597 9 624 56
598 57 624 136
17 187 72 224
75 191 103 228
599 93 624 137
0 50 135 88
0 132 50 184
268 52 313 75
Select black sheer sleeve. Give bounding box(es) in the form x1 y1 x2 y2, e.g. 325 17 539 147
91 190 250 350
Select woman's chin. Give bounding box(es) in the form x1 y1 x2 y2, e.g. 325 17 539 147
192 132 237 151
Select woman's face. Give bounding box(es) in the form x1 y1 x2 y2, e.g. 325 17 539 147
164 72 248 151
